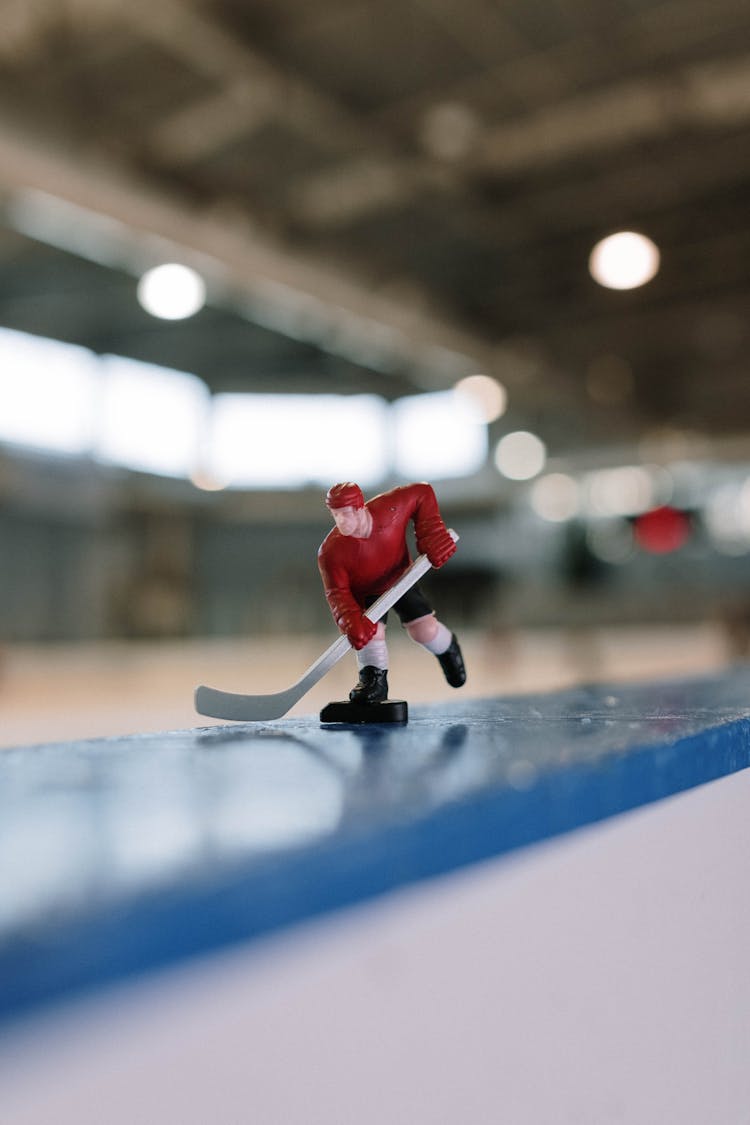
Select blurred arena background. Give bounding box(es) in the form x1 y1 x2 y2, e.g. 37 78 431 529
1 0 750 746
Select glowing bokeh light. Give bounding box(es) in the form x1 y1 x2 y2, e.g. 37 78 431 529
453 374 508 422
97 356 208 477
494 431 546 481
393 391 487 479
585 466 655 517
530 473 580 522
589 232 660 290
209 394 389 488
703 479 750 555
137 263 206 320
0 328 97 453
633 506 691 554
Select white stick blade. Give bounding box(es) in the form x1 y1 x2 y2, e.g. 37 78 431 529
195 685 295 722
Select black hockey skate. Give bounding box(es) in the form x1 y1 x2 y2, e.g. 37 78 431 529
437 634 466 688
349 666 389 704
320 666 407 724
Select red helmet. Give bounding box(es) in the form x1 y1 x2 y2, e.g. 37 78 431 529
325 482 364 510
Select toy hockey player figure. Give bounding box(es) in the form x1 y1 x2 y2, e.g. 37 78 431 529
318 482 466 705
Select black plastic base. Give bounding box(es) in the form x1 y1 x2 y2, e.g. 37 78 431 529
320 699 409 725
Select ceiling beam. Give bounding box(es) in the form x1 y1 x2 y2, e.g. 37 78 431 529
289 49 750 228
480 53 750 175
0 115 504 389
147 80 277 166
287 157 444 227
7 0 750 228
108 0 380 156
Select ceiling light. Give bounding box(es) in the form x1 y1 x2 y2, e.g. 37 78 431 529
589 232 660 290
494 431 546 481
453 374 508 422
137 263 207 320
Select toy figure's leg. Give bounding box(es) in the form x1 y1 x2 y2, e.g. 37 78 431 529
356 621 388 670
349 621 389 703
404 614 466 687
404 613 447 649
394 586 467 688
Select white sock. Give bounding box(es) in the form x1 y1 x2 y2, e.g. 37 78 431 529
357 636 389 670
421 621 452 656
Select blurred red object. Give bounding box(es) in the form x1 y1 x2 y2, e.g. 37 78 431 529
633 506 691 554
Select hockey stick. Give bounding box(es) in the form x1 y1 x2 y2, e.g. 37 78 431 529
195 531 457 722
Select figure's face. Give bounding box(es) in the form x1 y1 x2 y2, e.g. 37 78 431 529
331 505 362 536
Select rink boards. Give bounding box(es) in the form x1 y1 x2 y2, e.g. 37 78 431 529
1 670 749 1024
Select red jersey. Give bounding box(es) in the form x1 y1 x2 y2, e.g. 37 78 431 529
317 483 448 627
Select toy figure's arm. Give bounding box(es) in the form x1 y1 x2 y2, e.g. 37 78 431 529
411 483 457 568
317 553 377 650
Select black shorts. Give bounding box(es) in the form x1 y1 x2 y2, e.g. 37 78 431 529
366 582 433 626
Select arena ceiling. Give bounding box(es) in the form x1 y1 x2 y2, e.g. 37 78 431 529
0 0 749 466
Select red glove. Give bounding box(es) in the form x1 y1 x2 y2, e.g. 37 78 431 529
341 612 377 650
419 527 456 568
